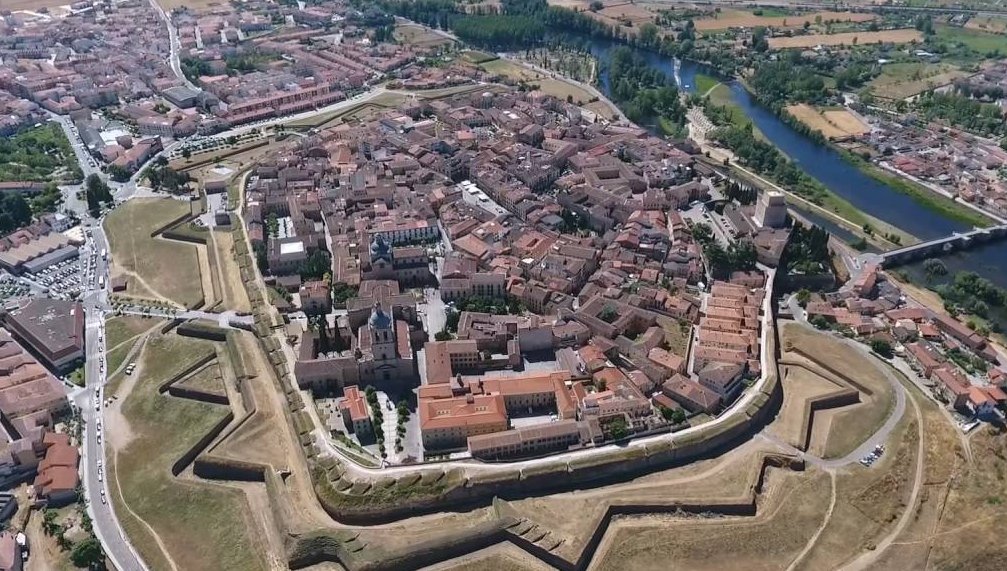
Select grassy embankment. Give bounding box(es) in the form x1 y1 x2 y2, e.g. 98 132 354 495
110 332 267 571
838 150 994 229
104 316 161 374
103 198 204 308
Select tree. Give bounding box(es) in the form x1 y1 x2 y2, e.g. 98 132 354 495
84 174 112 215
107 164 130 183
446 309 460 332
923 258 948 280
299 250 331 281
181 147 192 159
71 538 104 568
42 509 60 536
598 305 619 323
589 0 603 11
607 417 629 440
0 193 32 233
435 329 452 341
870 338 893 358
796 288 811 308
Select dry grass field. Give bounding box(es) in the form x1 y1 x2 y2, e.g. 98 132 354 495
480 58 547 82
866 62 968 100
0 0 73 11
104 198 205 308
770 365 848 451
786 104 870 140
208 230 252 313
594 469 833 571
769 29 922 49
695 9 874 31
107 332 268 571
823 108 870 135
394 23 454 48
154 0 225 11
781 323 895 459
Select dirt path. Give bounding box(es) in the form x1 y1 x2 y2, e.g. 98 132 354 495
110 448 181 571
113 266 182 308
105 348 182 571
838 390 925 571
26 510 68 571
785 471 836 571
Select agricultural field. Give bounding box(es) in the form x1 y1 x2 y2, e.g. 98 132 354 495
694 9 875 32
106 331 268 571
2 0 74 10
153 0 226 10
786 104 870 140
935 23 1007 55
964 15 1007 34
768 29 922 50
104 197 205 308
864 62 968 100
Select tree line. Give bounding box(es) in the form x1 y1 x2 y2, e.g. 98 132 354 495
607 46 685 129
916 91 1007 138
781 222 832 276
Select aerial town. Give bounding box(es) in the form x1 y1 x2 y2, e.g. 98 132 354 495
3 0 1007 570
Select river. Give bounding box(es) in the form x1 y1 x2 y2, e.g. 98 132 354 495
582 37 1007 287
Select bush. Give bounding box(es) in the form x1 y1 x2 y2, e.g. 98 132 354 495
870 338 893 358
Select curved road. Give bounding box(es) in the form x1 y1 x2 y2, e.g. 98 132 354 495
300 269 780 479
757 325 908 470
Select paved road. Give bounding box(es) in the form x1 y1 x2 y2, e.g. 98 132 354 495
307 268 779 478
147 0 200 92
77 224 148 571
765 314 908 470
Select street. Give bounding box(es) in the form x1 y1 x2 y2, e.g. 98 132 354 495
76 223 148 571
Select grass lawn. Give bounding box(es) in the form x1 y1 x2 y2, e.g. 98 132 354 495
460 50 498 64
480 58 545 82
106 316 155 350
103 198 204 308
707 83 765 139
936 24 1007 55
111 333 265 571
694 73 720 95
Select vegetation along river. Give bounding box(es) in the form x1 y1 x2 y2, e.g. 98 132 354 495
581 37 1007 288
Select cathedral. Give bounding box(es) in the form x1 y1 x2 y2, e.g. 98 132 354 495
360 234 435 285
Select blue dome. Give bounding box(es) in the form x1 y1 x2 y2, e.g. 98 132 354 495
369 303 392 330
370 234 392 262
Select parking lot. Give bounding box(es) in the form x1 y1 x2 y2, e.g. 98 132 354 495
0 274 29 300
26 256 85 300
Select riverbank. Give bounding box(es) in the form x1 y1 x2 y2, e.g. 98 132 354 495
839 147 995 229
716 77 995 234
